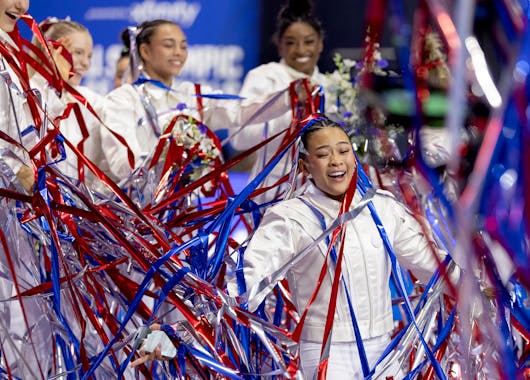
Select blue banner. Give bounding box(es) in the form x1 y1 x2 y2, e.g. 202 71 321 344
27 0 260 95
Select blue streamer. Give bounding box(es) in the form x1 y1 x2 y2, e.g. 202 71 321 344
297 197 371 377
35 167 81 364
356 159 447 379
133 77 243 100
205 117 325 282
84 236 203 379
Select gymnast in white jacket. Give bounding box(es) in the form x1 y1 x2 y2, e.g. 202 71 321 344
0 0 37 191
100 19 295 182
32 18 110 188
236 115 457 379
230 0 330 207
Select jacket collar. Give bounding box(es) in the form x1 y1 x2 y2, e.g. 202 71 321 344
300 181 363 221
279 59 321 81
0 29 16 49
136 73 179 101
303 182 340 212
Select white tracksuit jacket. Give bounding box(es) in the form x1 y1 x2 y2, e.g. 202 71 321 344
100 77 292 181
238 181 448 343
231 61 330 204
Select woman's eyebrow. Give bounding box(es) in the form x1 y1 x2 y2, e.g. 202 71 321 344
314 141 350 150
160 37 186 43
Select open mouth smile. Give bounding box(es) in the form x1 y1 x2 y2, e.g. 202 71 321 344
328 171 346 179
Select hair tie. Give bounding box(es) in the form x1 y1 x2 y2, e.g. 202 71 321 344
39 16 72 33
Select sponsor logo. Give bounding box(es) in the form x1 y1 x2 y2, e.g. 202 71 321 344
85 0 201 28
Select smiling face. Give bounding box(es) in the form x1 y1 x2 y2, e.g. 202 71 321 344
139 22 187 86
278 21 323 75
0 0 28 32
67 30 93 86
299 125 357 199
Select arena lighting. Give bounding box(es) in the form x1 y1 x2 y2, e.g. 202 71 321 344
465 36 502 108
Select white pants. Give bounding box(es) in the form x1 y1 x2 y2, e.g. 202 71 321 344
299 335 404 379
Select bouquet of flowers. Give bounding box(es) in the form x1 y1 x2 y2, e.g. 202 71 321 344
325 31 416 169
325 53 360 132
122 104 224 209
161 113 223 186
325 33 391 160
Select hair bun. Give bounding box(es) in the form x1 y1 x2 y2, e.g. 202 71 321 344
278 0 314 21
120 28 131 50
274 0 322 43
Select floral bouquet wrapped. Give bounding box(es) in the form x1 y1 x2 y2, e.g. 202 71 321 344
326 33 402 165
325 53 360 132
163 115 222 183
121 109 224 210
154 113 223 197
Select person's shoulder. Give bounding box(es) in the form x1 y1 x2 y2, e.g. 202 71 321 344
171 80 222 97
312 67 327 80
264 197 298 212
249 61 283 72
371 188 414 217
246 61 288 78
100 84 139 113
241 62 293 94
370 188 401 208
173 79 195 91
76 85 103 103
262 197 307 220
105 83 134 97
317 70 334 89
373 188 398 200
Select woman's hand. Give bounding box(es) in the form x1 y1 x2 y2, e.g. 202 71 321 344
294 78 316 104
16 165 34 192
131 343 166 367
130 324 172 367
50 37 73 82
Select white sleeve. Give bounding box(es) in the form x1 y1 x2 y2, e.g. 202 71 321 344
201 86 290 135
390 198 453 285
99 85 144 180
231 67 285 151
229 206 296 311
419 126 451 168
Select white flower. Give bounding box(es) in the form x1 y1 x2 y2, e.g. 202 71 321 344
325 52 361 132
160 116 222 183
343 58 357 68
324 35 391 160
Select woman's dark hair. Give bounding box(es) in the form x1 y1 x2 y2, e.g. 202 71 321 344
299 115 348 159
135 19 176 48
119 28 130 58
274 0 323 44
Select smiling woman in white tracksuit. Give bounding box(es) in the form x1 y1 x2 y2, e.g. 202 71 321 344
0 0 37 191
230 0 331 206
30 19 111 188
235 116 456 379
99 19 294 183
